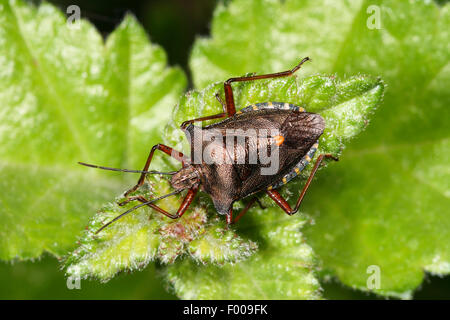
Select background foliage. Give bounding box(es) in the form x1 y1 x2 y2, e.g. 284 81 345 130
187 0 449 298
0 0 448 299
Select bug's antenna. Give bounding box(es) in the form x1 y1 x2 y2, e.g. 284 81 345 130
78 162 176 175
95 188 184 234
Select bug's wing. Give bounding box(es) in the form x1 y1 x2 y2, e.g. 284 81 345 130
238 112 325 196
277 112 324 168
197 109 325 196
280 112 325 151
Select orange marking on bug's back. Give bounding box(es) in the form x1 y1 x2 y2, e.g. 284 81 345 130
274 135 284 146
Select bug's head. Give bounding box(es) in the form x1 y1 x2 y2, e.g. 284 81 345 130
171 165 200 190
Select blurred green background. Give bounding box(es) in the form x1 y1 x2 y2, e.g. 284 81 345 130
1 253 450 299
38 0 217 86
1 0 448 299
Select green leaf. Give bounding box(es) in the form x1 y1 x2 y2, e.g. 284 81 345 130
166 212 322 299
0 0 186 260
189 0 449 298
163 73 384 299
64 69 382 293
64 175 257 282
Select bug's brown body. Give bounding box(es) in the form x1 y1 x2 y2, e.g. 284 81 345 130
80 57 338 233
183 107 325 215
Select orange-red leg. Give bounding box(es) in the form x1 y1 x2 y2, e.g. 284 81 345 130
224 57 310 116
124 187 198 220
120 144 187 205
226 197 266 225
180 57 311 129
267 154 338 215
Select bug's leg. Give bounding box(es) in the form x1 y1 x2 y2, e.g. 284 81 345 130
119 144 187 205
124 187 198 219
180 93 228 130
230 197 259 224
224 57 311 116
266 190 294 215
267 153 338 215
226 196 265 225
291 154 338 213
226 208 233 225
181 58 311 127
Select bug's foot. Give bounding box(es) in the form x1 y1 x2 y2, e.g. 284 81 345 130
118 195 148 207
324 154 339 162
256 198 266 210
118 197 135 206
117 199 129 207
330 156 340 162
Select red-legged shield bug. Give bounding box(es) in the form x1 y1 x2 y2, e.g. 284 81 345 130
80 57 338 233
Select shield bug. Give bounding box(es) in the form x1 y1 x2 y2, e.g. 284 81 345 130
80 57 338 233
